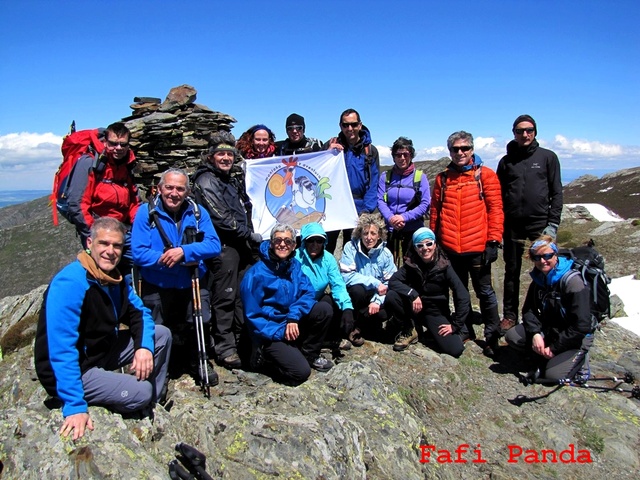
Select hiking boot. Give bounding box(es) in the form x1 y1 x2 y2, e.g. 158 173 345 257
483 339 499 359
221 352 242 370
348 328 365 347
190 360 219 387
309 356 334 372
499 317 517 335
393 328 418 351
338 338 352 351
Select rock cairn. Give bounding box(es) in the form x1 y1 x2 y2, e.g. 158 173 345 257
121 85 236 193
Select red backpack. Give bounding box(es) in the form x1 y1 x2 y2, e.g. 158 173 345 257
51 125 107 225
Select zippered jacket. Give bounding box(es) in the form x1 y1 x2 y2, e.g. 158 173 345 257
241 240 316 342
66 151 139 241
388 247 470 333
522 256 593 354
34 259 154 417
131 199 220 288
340 238 397 305
497 140 563 225
378 167 431 233
430 155 503 254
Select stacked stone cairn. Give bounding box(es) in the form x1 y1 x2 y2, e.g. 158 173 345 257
120 84 236 196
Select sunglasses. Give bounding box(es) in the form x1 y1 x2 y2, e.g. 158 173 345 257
287 125 304 132
306 237 324 245
341 121 360 129
415 241 435 249
514 127 535 135
532 252 555 261
273 237 295 247
450 146 472 153
105 139 129 148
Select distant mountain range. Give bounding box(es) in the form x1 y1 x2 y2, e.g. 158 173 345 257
0 190 49 208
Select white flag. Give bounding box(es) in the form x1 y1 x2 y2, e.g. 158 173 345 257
245 150 358 238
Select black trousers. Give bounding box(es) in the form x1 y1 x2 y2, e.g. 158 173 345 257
384 289 465 358
261 301 332 384
502 218 547 322
326 229 353 255
447 252 500 343
346 284 390 334
207 245 252 360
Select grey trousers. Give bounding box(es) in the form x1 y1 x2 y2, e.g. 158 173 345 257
81 325 172 413
505 323 593 381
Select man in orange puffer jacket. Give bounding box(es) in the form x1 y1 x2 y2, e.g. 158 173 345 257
430 131 503 357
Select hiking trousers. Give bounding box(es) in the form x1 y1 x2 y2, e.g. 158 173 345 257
502 218 547 322
81 325 172 413
504 324 594 381
447 252 500 343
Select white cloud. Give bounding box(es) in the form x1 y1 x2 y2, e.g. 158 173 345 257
0 132 62 190
546 135 624 158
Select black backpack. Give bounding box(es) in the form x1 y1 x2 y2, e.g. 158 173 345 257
558 239 611 324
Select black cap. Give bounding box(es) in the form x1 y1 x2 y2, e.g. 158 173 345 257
286 113 305 130
512 114 537 134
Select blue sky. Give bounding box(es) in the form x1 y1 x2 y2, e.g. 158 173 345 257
1 0 639 190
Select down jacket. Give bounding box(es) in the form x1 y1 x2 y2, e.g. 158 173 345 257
430 155 503 254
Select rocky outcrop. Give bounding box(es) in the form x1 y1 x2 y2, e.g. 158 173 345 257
0 286 639 479
122 85 236 194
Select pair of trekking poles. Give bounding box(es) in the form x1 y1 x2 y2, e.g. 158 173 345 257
520 370 640 399
191 268 212 398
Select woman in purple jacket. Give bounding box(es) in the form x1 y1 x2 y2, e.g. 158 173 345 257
378 137 431 264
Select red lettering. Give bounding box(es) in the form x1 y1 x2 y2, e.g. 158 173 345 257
454 444 469 463
507 445 522 463
436 450 453 464
524 450 539 463
541 449 558 463
473 444 487 464
577 449 592 463
419 445 434 463
560 444 575 463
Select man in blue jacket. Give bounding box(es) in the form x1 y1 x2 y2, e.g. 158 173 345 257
132 168 221 385
34 217 171 440
324 108 380 253
240 223 334 384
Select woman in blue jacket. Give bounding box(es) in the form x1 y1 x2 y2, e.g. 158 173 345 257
240 224 334 384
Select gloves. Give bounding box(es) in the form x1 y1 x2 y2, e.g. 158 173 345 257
250 232 263 244
341 309 355 335
483 241 500 265
542 223 559 240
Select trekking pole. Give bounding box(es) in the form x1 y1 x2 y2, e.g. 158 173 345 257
175 443 214 480
191 270 211 398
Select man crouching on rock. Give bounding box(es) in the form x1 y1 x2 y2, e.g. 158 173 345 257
34 217 171 440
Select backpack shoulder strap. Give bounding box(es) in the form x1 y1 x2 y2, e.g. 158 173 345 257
474 165 484 200
413 169 423 192
148 196 174 250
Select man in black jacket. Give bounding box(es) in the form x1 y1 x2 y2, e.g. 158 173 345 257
192 134 262 369
275 113 323 156
496 115 563 332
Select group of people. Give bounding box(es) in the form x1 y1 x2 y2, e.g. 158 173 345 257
35 111 595 441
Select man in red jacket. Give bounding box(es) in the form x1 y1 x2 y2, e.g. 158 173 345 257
430 131 504 357
66 122 139 271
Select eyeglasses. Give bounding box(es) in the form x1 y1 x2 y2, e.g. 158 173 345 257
105 139 130 148
514 128 535 135
306 237 324 245
415 241 435 249
393 152 411 158
287 125 304 132
273 237 295 247
532 252 555 261
450 146 472 153
341 121 361 129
